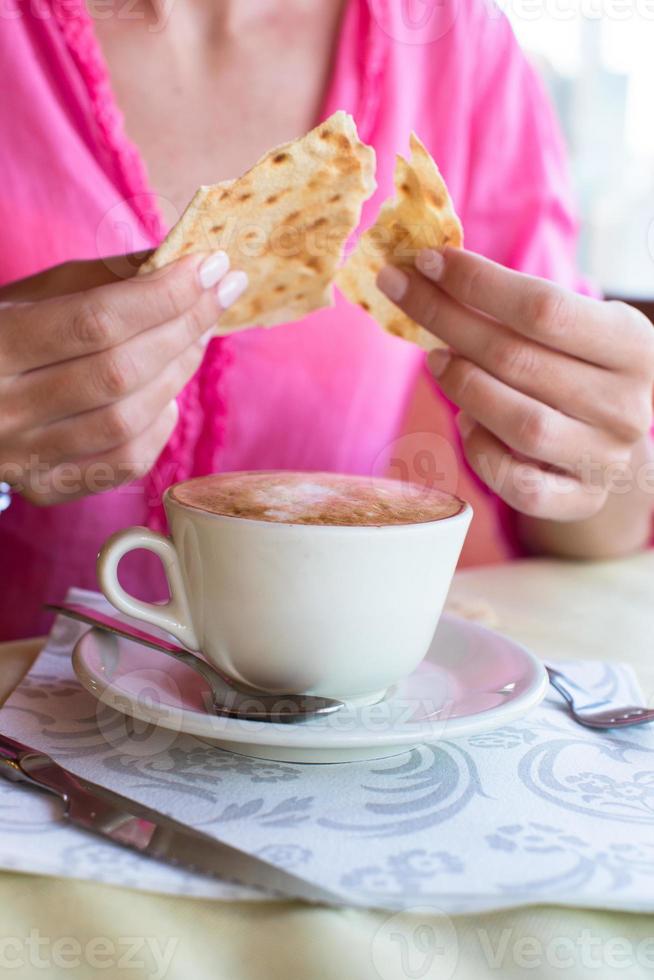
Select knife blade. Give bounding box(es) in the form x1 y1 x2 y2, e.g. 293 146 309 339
0 733 342 906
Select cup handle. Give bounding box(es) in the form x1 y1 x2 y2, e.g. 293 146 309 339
97 527 200 651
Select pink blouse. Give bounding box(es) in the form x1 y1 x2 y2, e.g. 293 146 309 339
0 0 589 639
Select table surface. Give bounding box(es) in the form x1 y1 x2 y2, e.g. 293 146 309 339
2 555 654 980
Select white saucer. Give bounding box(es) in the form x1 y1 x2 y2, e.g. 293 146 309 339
72 615 547 764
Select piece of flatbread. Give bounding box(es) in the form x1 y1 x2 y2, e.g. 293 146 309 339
336 133 463 349
140 111 376 333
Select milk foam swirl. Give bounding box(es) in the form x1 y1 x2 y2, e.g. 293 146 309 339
169 472 463 527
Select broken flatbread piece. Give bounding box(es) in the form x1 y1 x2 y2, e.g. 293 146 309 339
336 133 463 349
141 111 376 333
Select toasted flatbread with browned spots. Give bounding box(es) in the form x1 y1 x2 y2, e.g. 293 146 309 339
141 112 376 333
336 133 463 349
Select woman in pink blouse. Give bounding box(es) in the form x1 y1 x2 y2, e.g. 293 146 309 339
1 0 653 639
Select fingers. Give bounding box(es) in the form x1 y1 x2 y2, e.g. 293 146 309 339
22 341 205 465
378 249 654 372
6 274 247 430
417 249 654 372
456 415 608 521
0 252 154 304
0 251 233 374
428 350 632 478
0 255 248 505
376 249 654 524
19 401 180 507
378 249 654 447
393 279 651 439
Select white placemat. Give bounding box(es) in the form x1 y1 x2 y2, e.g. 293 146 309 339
0 776 262 901
1 589 653 913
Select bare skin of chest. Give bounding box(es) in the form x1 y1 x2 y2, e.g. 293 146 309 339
95 0 346 216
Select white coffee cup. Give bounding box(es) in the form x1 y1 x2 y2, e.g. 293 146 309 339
97 477 472 704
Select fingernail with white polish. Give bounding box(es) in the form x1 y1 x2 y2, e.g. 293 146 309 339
428 348 451 378
198 327 215 348
377 266 409 302
199 251 230 289
456 412 474 439
416 249 445 282
218 270 248 309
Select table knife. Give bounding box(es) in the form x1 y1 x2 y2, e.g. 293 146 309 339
0 732 342 906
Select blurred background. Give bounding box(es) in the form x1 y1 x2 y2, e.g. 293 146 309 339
504 1 654 299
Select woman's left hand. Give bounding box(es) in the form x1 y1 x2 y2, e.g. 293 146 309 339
378 248 654 521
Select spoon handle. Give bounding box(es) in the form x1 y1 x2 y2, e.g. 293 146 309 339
545 666 577 711
44 602 344 722
44 602 237 704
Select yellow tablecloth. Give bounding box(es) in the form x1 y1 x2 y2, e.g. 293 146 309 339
2 555 654 980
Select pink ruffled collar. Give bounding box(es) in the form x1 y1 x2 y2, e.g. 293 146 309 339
51 0 233 529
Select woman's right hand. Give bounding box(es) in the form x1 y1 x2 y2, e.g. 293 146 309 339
0 252 247 505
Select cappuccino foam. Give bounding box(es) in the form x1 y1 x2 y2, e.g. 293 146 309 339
169 472 463 527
